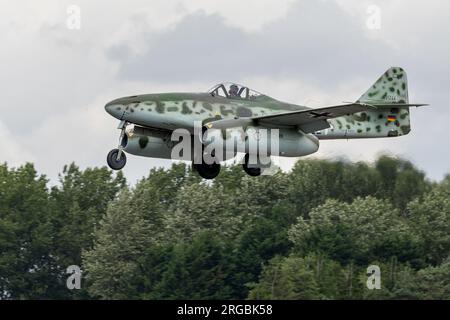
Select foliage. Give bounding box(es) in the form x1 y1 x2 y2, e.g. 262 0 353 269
82 189 153 299
287 197 423 265
407 178 450 265
1 156 448 300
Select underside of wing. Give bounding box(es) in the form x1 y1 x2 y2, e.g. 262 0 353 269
263 104 371 132
205 103 376 133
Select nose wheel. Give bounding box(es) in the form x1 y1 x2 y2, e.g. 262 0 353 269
107 149 127 170
107 120 128 171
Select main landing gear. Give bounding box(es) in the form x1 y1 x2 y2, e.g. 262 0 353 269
107 121 128 171
193 153 265 179
193 160 221 180
192 126 222 179
242 153 262 177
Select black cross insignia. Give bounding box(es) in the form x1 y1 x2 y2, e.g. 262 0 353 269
309 111 333 119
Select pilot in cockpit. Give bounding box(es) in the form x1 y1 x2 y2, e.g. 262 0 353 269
228 84 240 97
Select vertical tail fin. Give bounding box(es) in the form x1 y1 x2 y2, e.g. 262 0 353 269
357 67 409 104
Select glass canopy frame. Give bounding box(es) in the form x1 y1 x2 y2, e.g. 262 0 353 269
208 82 264 100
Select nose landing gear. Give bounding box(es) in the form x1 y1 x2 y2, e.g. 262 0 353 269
107 149 127 170
107 120 128 171
193 160 221 180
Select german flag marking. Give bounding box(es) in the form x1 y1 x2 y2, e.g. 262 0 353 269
387 115 397 122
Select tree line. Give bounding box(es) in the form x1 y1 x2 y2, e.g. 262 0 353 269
0 155 449 299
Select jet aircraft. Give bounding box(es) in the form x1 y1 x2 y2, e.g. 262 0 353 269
105 67 428 179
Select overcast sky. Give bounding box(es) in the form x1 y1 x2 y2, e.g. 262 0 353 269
1 0 449 184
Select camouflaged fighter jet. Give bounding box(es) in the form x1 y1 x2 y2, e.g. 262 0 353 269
105 67 428 179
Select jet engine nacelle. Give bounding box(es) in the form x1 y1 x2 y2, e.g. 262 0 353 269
122 126 177 160
277 128 320 157
202 126 319 158
122 125 319 162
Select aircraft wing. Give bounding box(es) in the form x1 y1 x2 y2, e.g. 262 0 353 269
205 103 376 133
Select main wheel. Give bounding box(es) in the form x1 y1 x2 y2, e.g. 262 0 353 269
193 161 221 180
243 153 262 177
107 149 127 170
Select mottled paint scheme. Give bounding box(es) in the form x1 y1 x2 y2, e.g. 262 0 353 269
105 67 412 140
106 92 307 133
320 67 411 139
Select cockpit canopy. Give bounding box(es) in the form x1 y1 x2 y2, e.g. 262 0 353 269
208 82 264 100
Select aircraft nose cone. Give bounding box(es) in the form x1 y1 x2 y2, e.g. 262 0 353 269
105 101 125 119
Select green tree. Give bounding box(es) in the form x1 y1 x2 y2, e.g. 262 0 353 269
362 258 450 299
156 231 235 299
82 189 153 299
161 183 240 242
234 172 289 219
410 258 450 299
287 159 380 218
126 163 200 238
49 163 126 298
288 197 422 264
232 218 292 298
50 163 126 265
0 163 54 299
375 155 430 210
248 255 322 299
408 178 450 265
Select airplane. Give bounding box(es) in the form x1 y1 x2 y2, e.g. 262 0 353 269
104 67 428 179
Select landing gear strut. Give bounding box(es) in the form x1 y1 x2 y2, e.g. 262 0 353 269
242 153 262 177
107 120 128 171
192 125 222 179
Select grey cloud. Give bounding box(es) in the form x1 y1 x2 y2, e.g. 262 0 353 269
1 0 449 183
109 0 392 87
105 0 450 181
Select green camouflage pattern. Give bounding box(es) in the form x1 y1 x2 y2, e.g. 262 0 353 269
105 67 413 140
323 67 410 139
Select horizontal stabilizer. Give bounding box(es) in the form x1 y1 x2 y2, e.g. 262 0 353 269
370 103 429 108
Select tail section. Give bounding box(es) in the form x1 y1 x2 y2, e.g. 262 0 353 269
355 67 411 137
322 67 415 139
